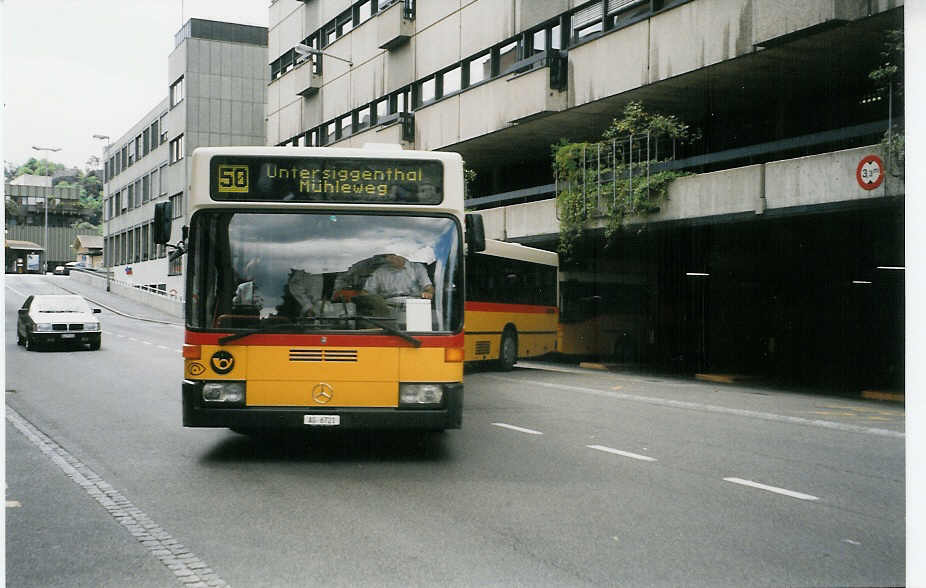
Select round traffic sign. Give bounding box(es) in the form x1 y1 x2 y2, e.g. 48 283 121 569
856 154 884 190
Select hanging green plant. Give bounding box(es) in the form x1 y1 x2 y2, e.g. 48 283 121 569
553 101 696 258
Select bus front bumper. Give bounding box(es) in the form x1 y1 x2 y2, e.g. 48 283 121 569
182 380 463 430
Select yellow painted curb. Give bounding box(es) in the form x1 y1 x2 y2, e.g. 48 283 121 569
861 390 905 403
695 373 737 384
579 362 609 371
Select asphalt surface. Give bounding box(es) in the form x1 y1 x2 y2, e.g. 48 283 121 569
4 273 909 587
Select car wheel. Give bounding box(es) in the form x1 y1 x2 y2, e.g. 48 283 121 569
89 337 101 351
16 330 24 346
25 335 35 351
496 329 517 371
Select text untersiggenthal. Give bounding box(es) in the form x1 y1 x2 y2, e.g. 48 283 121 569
269 164 427 196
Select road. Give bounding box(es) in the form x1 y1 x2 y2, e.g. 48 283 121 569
5 273 906 587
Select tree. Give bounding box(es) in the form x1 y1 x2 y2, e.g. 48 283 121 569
869 29 903 175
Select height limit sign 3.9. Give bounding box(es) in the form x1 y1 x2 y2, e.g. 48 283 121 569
856 154 884 191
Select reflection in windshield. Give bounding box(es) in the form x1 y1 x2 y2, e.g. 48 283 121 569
188 212 462 333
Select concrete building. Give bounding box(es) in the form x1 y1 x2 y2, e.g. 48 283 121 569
5 177 98 272
101 18 268 295
268 0 904 393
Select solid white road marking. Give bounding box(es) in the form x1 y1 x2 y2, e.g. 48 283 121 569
723 477 819 501
587 445 657 462
492 422 543 435
488 375 904 439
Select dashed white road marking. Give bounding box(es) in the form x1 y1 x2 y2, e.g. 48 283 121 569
6 501 22 508
587 445 657 462
492 422 543 435
723 477 819 501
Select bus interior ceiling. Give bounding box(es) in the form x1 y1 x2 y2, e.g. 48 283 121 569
556 202 904 394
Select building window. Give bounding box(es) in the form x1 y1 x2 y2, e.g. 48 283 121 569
150 120 159 148
467 52 491 86
169 192 183 219
159 164 168 195
143 128 150 156
169 135 184 164
419 77 436 106
442 66 462 95
159 114 168 143
142 174 151 203
339 114 353 138
170 76 184 107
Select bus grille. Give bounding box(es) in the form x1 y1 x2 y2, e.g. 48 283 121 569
289 349 359 362
475 341 491 355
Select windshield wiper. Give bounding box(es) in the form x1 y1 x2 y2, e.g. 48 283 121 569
354 316 421 348
218 322 305 345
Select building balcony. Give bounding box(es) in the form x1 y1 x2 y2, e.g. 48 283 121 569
293 60 322 97
377 0 415 50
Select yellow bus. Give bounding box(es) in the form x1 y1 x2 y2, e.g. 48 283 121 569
153 145 485 432
464 239 558 370
557 275 647 362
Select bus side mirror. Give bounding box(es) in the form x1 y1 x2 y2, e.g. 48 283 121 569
465 213 485 253
153 202 172 245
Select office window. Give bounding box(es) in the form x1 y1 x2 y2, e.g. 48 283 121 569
150 120 159 148
358 105 372 130
159 164 168 195
169 192 183 219
375 97 389 121
160 114 168 143
358 0 372 24
143 128 150 156
442 66 461 95
573 2 604 41
142 175 150 203
169 134 184 164
121 146 128 169
324 121 336 144
336 9 353 36
419 77 436 106
339 113 353 138
135 135 142 160
170 76 184 107
498 41 519 73
468 52 491 86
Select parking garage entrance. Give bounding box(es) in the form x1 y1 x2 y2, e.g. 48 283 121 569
554 200 904 395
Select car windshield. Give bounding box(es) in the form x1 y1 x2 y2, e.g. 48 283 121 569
33 296 91 313
187 211 463 333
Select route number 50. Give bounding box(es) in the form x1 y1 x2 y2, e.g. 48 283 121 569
217 165 249 193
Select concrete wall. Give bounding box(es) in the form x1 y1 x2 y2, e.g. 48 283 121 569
71 270 184 318
478 144 900 239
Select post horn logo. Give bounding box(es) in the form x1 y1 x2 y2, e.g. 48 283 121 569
210 351 235 375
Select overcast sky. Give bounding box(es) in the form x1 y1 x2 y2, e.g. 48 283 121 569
2 0 269 171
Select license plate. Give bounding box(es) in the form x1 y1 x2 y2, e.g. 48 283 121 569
304 415 340 426
60 334 76 339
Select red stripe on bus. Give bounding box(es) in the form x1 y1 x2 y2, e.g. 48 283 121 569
185 331 464 348
464 301 558 315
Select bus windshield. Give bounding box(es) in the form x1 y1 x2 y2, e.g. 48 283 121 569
187 211 462 333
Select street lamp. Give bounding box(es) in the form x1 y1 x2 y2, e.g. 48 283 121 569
32 145 61 273
92 134 111 291
294 43 353 67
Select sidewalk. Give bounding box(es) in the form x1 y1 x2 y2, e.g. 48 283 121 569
52 273 183 326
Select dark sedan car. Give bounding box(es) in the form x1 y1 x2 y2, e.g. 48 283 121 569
17 294 102 350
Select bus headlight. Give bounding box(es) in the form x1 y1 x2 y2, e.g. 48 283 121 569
202 381 245 404
399 383 444 407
